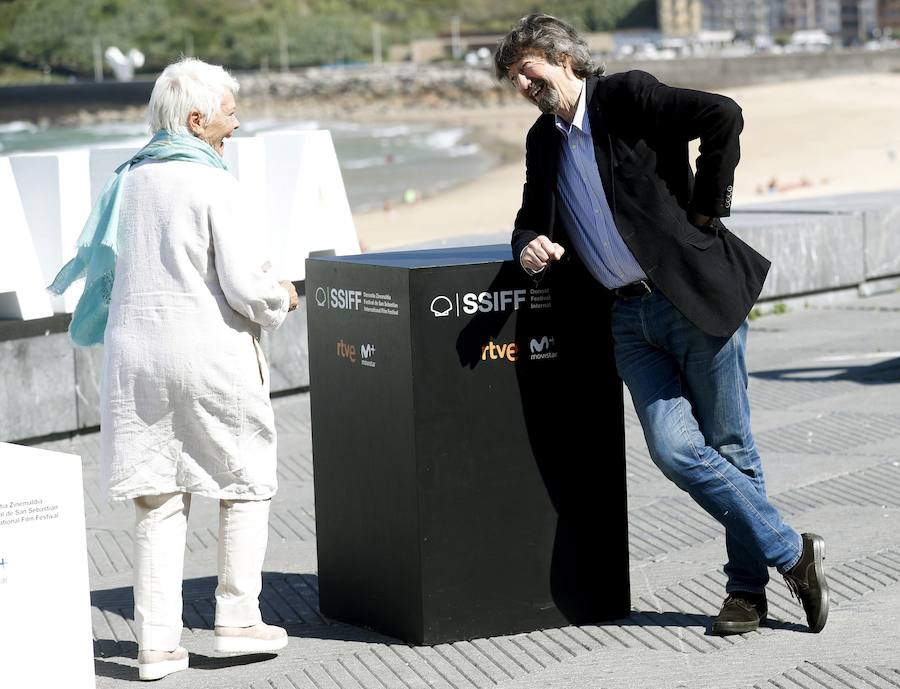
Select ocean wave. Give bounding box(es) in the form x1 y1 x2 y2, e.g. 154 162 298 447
342 154 407 170
272 119 320 131
82 122 150 136
0 121 39 134
447 143 480 158
334 122 418 138
422 128 467 150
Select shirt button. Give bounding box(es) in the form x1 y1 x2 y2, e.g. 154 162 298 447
603 241 610 247
571 143 576 150
594 208 600 214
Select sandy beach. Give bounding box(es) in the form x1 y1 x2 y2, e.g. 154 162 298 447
353 72 900 251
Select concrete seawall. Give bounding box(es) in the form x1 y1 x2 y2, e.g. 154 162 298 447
610 48 900 90
3 189 899 444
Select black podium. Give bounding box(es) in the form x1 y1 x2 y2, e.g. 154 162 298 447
306 245 629 644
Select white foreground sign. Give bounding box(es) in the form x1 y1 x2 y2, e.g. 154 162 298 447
0 442 95 688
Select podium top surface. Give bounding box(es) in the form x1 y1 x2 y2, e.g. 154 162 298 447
310 245 513 269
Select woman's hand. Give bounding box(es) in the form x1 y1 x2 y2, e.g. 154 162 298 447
279 280 299 312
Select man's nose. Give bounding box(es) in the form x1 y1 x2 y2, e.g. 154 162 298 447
513 74 530 95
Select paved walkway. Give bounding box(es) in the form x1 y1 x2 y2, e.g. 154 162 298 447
36 289 900 689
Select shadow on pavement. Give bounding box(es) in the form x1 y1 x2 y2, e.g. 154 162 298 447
618 609 806 636
91 572 402 658
94 651 280 681
751 356 900 385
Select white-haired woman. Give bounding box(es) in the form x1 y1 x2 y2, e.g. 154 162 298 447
51 58 299 681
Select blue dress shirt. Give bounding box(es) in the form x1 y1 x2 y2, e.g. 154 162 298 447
554 82 647 289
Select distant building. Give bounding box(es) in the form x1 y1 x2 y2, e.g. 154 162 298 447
701 0 774 35
408 34 502 64
782 0 876 40
879 0 900 32
658 0 877 42
781 0 835 32
838 0 878 42
658 0 703 37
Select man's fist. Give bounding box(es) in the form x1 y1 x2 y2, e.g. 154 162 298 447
520 235 565 274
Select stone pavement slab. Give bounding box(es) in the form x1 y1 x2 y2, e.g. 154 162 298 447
31 289 900 689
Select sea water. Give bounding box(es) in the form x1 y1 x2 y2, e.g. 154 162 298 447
0 117 496 212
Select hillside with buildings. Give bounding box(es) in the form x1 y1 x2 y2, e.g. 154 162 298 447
1 0 898 85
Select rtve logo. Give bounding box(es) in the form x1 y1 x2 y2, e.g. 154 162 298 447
481 340 518 362
336 339 357 363
431 289 527 317
360 344 375 359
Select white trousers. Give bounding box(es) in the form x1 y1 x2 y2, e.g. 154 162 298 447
133 492 271 651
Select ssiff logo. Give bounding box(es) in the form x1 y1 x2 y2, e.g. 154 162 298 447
317 287 362 310
431 290 527 317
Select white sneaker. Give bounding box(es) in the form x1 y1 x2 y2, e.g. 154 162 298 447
214 623 288 653
137 646 189 681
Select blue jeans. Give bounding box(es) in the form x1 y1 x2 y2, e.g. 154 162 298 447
611 290 802 594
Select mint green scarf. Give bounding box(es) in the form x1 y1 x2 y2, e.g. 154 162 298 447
48 130 227 346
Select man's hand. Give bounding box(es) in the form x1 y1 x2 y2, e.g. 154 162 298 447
521 235 565 273
689 212 714 227
280 280 299 312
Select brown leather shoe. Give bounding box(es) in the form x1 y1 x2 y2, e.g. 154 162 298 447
137 646 189 681
783 532 829 633
711 591 768 635
214 622 288 653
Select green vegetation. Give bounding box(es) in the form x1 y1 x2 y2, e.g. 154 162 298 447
0 62 66 85
0 0 656 79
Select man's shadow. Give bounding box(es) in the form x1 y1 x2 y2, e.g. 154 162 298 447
751 356 900 385
617 609 807 635
455 258 630 625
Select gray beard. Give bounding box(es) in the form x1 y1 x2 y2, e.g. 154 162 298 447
536 84 560 115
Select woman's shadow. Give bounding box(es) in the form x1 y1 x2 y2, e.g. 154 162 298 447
90 571 398 681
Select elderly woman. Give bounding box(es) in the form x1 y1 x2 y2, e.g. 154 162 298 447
51 58 298 681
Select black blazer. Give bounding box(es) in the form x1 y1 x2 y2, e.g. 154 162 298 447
511 70 770 338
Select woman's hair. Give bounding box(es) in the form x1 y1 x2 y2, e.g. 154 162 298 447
494 13 603 81
147 58 240 136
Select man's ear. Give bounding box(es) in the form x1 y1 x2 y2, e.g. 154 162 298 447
187 109 204 136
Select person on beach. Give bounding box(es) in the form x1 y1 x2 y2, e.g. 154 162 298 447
495 14 829 636
50 58 299 680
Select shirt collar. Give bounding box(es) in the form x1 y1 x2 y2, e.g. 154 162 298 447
554 80 588 138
